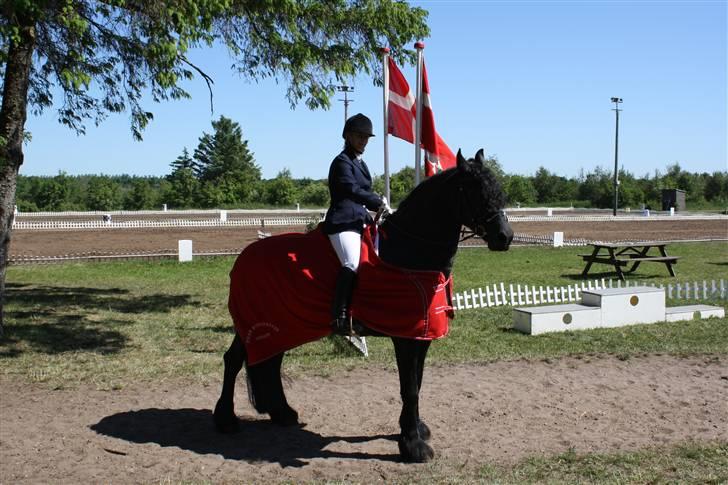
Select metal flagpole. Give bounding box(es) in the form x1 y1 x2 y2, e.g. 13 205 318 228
381 47 391 202
414 41 424 186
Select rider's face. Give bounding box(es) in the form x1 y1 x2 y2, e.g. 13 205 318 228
346 132 370 154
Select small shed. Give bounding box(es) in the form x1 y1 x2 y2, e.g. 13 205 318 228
661 189 686 212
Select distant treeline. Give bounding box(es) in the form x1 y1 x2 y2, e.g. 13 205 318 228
15 115 727 212
15 162 727 212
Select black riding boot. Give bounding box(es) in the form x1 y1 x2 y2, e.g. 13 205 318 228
331 267 357 335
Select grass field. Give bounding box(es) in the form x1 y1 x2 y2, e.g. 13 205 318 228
3 241 726 385
2 241 727 482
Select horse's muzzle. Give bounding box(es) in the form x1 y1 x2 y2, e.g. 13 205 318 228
485 213 513 251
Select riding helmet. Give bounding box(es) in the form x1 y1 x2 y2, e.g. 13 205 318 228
342 113 375 138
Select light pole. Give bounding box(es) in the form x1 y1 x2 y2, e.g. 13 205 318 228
611 97 623 216
336 85 354 122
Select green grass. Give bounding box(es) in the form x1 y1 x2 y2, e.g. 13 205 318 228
2 241 727 387
400 441 728 484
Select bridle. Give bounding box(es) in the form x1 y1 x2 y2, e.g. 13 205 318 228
376 169 506 245
457 185 506 243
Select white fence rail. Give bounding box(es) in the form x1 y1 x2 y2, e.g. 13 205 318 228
13 208 323 217
12 216 322 231
453 278 728 311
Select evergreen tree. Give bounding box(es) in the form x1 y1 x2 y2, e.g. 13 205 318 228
193 116 262 203
124 178 156 210
169 148 198 176
165 168 200 209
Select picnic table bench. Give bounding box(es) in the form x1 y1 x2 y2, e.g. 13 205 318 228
580 242 680 281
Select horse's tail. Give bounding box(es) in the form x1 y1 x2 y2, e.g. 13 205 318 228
244 359 257 410
244 352 287 415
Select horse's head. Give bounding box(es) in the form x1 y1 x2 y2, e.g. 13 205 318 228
456 149 513 251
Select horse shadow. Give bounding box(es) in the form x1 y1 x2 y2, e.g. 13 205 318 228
91 408 400 467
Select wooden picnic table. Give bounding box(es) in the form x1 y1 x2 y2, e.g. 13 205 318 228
580 242 680 281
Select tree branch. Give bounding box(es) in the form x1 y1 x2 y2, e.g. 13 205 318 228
180 54 214 115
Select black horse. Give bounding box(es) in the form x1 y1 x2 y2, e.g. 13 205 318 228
214 149 513 463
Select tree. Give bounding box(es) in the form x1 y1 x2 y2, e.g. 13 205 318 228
299 180 329 207
265 168 297 206
578 167 613 208
705 171 728 203
165 168 200 208
503 175 536 206
86 176 122 211
389 166 416 205
0 1 430 330
482 154 505 185
124 178 156 210
169 148 198 175
194 116 261 202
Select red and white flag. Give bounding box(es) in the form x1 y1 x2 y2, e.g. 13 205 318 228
386 57 455 177
420 61 456 176
387 57 416 143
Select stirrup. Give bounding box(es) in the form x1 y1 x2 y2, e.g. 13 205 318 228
332 314 354 336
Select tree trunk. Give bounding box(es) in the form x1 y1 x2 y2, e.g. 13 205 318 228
0 22 36 335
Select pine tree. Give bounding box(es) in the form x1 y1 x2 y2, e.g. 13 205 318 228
193 116 262 203
169 148 199 176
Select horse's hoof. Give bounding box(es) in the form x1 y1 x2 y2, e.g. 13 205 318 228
269 405 299 426
398 436 435 463
417 420 431 441
213 400 240 433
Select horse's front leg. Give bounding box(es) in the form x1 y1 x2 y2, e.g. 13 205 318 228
393 337 433 463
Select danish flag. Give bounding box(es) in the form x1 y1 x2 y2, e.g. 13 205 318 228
387 57 456 176
387 57 416 143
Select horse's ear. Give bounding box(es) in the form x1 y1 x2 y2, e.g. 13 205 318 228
475 149 486 164
456 149 469 171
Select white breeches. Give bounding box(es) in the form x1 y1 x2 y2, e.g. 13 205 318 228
328 231 361 271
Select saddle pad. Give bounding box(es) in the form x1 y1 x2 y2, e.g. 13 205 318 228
228 225 453 365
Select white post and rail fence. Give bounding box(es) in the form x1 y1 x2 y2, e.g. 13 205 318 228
452 278 727 311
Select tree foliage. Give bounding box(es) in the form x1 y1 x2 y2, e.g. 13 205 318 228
0 0 431 329
169 148 197 175
12 163 728 212
2 0 429 140
194 115 261 198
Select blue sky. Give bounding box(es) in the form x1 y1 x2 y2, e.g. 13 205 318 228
22 0 727 180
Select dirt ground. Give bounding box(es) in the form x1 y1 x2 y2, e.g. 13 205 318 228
3 216 727 482
1 355 726 483
9 218 728 258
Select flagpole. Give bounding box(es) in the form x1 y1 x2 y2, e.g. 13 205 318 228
381 47 391 202
414 42 424 186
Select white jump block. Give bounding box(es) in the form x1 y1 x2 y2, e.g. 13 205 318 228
665 305 725 322
513 304 601 335
581 286 665 327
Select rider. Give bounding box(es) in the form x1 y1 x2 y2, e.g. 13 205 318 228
324 113 391 334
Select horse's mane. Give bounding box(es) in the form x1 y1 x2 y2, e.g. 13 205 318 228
395 160 506 216
378 156 507 273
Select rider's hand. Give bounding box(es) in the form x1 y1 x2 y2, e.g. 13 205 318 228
380 196 392 215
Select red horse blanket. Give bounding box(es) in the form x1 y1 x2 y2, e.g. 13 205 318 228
228 225 453 364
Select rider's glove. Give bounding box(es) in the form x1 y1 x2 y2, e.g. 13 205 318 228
379 196 392 215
